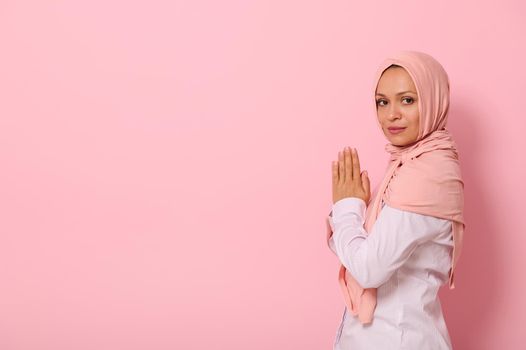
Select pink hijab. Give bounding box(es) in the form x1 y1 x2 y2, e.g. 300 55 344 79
326 50 465 324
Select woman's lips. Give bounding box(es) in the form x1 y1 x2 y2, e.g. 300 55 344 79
387 127 406 135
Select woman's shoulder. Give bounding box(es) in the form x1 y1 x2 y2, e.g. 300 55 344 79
382 202 451 222
380 202 453 242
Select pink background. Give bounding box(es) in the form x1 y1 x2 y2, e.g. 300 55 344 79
1 1 524 349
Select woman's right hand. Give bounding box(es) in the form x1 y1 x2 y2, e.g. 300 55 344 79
332 146 371 205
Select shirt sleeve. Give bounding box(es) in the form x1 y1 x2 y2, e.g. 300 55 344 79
326 211 338 255
329 197 451 289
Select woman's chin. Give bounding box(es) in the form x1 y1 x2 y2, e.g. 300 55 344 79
385 134 400 144
383 130 419 147
386 135 412 147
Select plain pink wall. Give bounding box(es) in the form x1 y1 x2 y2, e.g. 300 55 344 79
1 1 524 349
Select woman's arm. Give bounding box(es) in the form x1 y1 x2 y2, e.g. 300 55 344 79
328 197 451 289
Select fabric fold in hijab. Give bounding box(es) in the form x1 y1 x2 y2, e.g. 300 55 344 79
326 50 465 324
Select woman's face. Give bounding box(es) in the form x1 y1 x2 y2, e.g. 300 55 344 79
375 67 420 146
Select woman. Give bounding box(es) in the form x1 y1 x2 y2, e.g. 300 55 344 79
326 51 465 350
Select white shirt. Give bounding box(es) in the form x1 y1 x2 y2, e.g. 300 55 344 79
328 197 454 350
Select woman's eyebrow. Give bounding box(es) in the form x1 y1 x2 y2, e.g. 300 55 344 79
375 90 417 96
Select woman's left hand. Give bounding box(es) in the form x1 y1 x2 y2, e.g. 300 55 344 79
332 146 371 205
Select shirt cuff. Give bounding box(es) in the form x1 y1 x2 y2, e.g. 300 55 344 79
332 197 366 221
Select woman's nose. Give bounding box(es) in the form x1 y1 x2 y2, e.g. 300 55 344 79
387 105 402 120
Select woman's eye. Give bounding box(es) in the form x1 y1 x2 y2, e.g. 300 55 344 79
376 99 386 106
402 97 414 104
